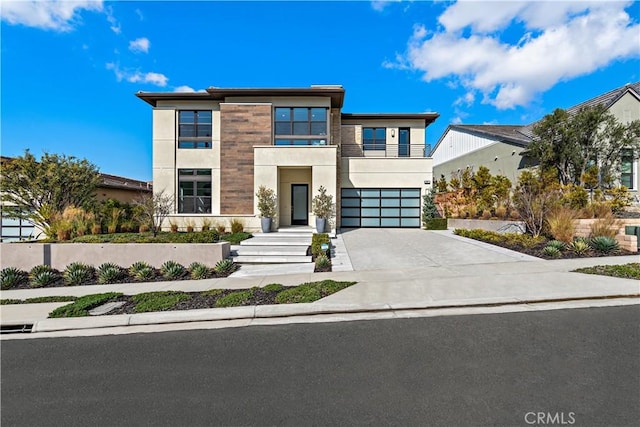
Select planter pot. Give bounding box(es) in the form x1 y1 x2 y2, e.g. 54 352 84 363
261 217 272 233
315 217 327 234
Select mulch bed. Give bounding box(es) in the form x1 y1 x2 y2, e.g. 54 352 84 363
473 239 636 260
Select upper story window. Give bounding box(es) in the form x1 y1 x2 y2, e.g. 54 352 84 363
178 110 212 149
363 127 386 151
274 107 328 146
178 169 212 213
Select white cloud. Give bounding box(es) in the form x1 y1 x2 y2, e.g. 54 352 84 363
135 8 144 21
392 1 640 109
0 0 103 31
173 85 207 93
371 1 400 12
105 6 121 34
106 63 168 87
129 37 150 53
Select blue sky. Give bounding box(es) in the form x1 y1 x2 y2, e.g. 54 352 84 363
2 0 639 182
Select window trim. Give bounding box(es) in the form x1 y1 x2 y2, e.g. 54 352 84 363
273 107 329 145
177 110 212 149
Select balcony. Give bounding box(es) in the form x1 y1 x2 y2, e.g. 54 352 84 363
341 143 427 158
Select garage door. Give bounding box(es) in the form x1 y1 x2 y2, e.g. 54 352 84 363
340 188 421 228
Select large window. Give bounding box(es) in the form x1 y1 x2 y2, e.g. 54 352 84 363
178 169 212 213
621 149 634 189
1 208 36 242
363 127 386 151
178 110 212 149
274 107 328 146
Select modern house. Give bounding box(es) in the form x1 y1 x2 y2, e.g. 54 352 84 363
136 85 439 232
432 82 640 197
0 155 153 242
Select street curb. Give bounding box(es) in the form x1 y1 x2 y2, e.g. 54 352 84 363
28 294 640 333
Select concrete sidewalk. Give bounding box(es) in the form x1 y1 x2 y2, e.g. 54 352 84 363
2 254 638 337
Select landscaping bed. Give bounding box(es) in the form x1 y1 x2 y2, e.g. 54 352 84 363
573 263 640 280
42 230 253 244
454 229 636 259
38 280 357 318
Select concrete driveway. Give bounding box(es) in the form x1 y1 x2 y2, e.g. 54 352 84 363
339 228 538 271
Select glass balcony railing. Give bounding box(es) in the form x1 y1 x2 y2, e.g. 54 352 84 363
341 143 427 158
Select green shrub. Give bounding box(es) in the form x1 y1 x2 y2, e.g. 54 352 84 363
26 296 77 304
1 299 24 305
546 240 565 251
568 239 590 255
589 236 620 254
275 280 355 304
202 288 225 297
1 267 27 290
70 230 220 244
263 283 285 293
160 261 186 280
220 232 253 244
132 291 191 313
454 229 546 248
574 263 640 279
63 262 94 286
215 290 252 308
97 263 124 284
213 259 237 275
230 218 245 234
30 270 58 288
311 233 330 257
49 292 122 318
542 246 561 257
315 254 331 269
188 262 210 280
424 218 447 230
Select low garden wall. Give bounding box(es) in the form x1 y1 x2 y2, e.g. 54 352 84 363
447 219 527 234
573 219 639 252
0 242 231 271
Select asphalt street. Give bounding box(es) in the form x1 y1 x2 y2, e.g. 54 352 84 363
2 306 639 426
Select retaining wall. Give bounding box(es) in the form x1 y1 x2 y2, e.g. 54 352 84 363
573 219 639 252
0 242 231 271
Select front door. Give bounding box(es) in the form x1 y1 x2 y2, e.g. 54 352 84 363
291 184 309 225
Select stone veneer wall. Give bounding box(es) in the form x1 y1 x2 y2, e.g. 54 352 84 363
331 108 342 228
573 218 639 252
219 104 272 214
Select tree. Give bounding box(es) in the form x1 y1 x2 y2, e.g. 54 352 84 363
513 169 560 237
133 190 174 237
0 151 100 233
525 105 640 188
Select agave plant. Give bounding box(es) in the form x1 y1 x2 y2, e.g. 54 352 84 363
315 254 331 269
589 236 620 254
30 270 58 288
568 239 590 255
29 264 54 278
160 261 185 280
213 259 237 275
546 240 565 251
63 262 94 286
1 267 27 290
129 261 152 276
188 262 210 280
97 263 123 284
542 246 562 258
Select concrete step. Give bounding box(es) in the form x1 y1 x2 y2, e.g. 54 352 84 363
276 227 315 234
252 231 313 239
232 255 312 264
233 246 309 256
240 238 310 246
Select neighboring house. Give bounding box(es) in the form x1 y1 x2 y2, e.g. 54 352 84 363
0 155 153 242
432 82 640 195
136 85 439 231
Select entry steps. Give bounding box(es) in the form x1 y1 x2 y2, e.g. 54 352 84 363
232 227 314 264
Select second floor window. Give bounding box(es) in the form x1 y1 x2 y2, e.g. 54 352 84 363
621 149 634 189
178 110 212 149
363 127 386 151
274 107 328 146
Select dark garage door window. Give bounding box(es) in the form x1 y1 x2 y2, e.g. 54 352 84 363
341 188 421 228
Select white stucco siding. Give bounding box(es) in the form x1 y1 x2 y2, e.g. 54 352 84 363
431 129 499 166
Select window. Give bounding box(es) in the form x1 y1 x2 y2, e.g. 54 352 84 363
274 107 328 146
178 169 212 213
621 149 634 189
1 208 36 242
178 110 212 148
363 127 386 151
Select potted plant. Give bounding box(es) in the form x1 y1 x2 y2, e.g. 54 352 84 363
256 186 277 233
312 185 334 233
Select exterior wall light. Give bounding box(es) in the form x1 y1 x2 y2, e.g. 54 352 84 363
391 129 395 138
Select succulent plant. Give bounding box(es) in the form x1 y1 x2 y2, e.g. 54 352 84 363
546 240 565 251
589 236 620 254
97 264 123 284
132 266 155 281
29 264 54 278
30 270 58 288
129 261 152 276
188 262 209 280
568 239 590 255
1 267 27 290
315 254 331 268
213 259 237 275
160 261 185 280
542 246 561 258
63 262 94 286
